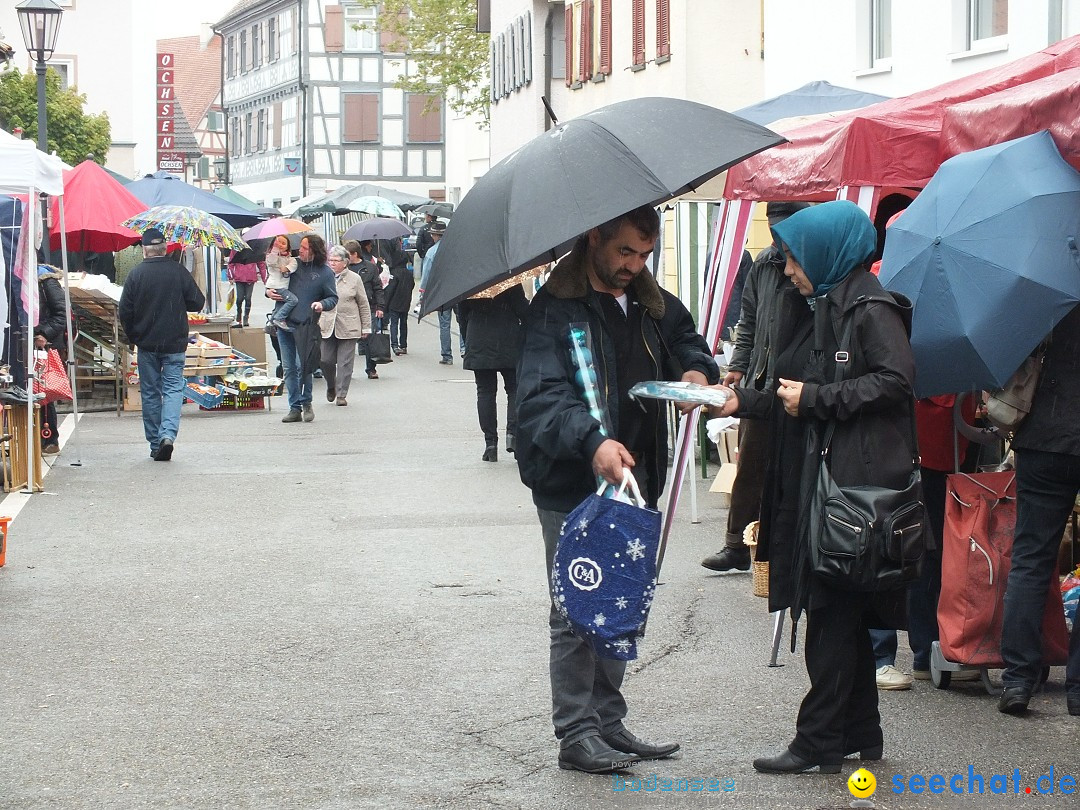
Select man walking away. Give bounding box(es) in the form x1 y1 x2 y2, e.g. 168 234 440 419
517 205 720 774
119 228 205 461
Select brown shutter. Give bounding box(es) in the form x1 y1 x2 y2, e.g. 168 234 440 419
632 0 645 66
325 5 344 53
581 1 593 81
381 8 409 52
657 0 671 58
273 101 282 148
598 0 611 75
564 4 574 86
407 94 442 142
344 93 378 141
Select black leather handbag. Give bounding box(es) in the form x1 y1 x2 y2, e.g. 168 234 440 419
366 331 393 364
807 312 927 592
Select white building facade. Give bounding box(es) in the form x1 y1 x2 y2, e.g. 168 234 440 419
763 0 1080 100
216 0 449 210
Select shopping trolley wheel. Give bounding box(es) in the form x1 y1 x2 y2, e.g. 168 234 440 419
931 664 952 690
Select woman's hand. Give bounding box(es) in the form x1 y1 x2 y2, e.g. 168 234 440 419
776 377 804 417
708 386 739 418
34 335 47 349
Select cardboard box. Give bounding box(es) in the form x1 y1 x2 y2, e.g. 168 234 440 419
228 327 268 366
123 383 141 412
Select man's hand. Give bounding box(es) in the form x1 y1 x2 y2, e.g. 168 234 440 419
722 370 744 387
311 301 324 314
592 439 635 485
266 289 284 301
776 377 804 417
675 370 710 414
709 386 740 418
34 335 47 349
374 309 384 319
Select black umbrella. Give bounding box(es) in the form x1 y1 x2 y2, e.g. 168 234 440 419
420 97 784 315
416 202 454 219
340 217 412 243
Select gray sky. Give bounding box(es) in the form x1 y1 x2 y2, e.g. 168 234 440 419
148 0 232 39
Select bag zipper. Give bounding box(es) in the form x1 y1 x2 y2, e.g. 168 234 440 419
827 513 862 533
969 537 994 585
893 522 923 538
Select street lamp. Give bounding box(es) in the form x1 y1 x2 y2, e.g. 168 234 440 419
16 0 63 263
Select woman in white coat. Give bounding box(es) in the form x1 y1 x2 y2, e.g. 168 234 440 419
319 245 372 405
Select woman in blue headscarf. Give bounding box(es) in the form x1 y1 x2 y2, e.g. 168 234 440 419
710 201 918 774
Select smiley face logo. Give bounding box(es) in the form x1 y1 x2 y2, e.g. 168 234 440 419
848 767 876 799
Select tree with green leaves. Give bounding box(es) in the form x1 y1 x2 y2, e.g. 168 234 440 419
358 0 489 125
0 67 111 166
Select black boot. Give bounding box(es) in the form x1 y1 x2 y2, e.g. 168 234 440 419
701 546 751 572
482 444 498 462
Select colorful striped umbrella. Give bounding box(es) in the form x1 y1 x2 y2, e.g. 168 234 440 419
122 205 248 251
242 217 315 241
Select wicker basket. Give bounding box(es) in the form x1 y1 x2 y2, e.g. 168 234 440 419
743 520 769 599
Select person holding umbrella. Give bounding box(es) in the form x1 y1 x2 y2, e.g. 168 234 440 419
344 239 386 379
516 205 720 774
269 234 338 423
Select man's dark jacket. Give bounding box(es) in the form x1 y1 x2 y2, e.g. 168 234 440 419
1013 302 1080 456
460 285 528 371
119 257 206 353
728 244 788 392
516 242 720 512
415 224 435 259
349 259 386 314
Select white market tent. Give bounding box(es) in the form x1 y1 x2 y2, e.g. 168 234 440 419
0 130 74 491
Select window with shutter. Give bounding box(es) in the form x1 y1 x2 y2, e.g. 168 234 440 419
631 0 645 67
564 4 574 86
325 5 345 53
381 8 409 52
268 17 277 62
252 23 262 67
239 30 248 72
598 0 611 75
226 35 236 78
257 109 266 151
273 102 282 148
578 0 592 81
657 0 671 59
343 93 379 142
407 94 443 143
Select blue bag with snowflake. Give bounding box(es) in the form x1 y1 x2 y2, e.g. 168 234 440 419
551 470 662 661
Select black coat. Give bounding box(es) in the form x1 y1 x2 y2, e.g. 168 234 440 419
737 269 917 618
516 242 720 512
459 286 528 371
728 245 787 392
349 259 386 314
1013 303 1080 456
35 269 68 346
119 257 206 353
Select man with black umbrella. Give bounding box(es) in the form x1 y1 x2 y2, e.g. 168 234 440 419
516 205 721 774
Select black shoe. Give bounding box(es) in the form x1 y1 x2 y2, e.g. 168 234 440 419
558 736 641 774
313 369 324 379
282 409 302 423
602 729 679 760
701 547 751 572
439 358 453 365
1068 695 1080 716
153 438 174 461
482 444 498 462
326 387 336 402
302 404 315 422
998 686 1032 715
506 433 516 455
753 749 841 775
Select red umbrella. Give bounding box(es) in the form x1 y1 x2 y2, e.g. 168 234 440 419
49 160 145 252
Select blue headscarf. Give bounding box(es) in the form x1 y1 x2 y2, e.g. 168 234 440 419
770 200 877 301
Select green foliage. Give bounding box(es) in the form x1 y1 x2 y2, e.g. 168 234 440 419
357 0 490 125
0 67 111 166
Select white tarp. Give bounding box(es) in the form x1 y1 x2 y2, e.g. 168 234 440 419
0 129 65 196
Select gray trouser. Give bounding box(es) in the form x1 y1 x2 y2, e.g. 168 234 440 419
538 506 628 747
320 335 358 398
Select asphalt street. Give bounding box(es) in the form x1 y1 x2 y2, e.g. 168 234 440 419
1 306 1077 810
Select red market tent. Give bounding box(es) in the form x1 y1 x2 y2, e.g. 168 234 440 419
49 160 144 252
724 35 1080 201
940 67 1080 168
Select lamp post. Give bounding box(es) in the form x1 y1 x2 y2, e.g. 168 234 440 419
16 0 63 264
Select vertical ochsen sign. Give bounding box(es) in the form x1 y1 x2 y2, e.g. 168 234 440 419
156 53 179 172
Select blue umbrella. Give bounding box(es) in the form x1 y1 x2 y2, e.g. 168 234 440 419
879 131 1080 397
127 172 264 228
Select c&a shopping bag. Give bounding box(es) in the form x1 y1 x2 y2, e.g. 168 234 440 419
551 471 662 661
33 348 73 404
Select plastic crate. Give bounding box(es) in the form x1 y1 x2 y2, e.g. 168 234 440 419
184 383 225 409
200 394 265 412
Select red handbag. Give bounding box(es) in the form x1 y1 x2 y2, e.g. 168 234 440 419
938 471 1070 666
33 348 73 404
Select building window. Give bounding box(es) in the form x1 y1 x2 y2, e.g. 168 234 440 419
598 0 611 75
969 0 1008 43
239 30 248 72
346 4 379 51
252 23 262 67
578 0 593 82
872 0 891 62
407 94 443 142
226 35 236 78
631 0 645 67
656 0 670 59
343 92 380 142
245 112 253 154
564 3 573 86
207 110 225 132
257 109 267 151
230 116 241 157
268 17 278 61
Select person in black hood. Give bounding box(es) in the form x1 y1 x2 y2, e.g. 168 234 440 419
119 228 206 461
34 265 69 454
516 204 719 775
709 201 918 775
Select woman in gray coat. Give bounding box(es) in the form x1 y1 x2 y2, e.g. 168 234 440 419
459 284 529 461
